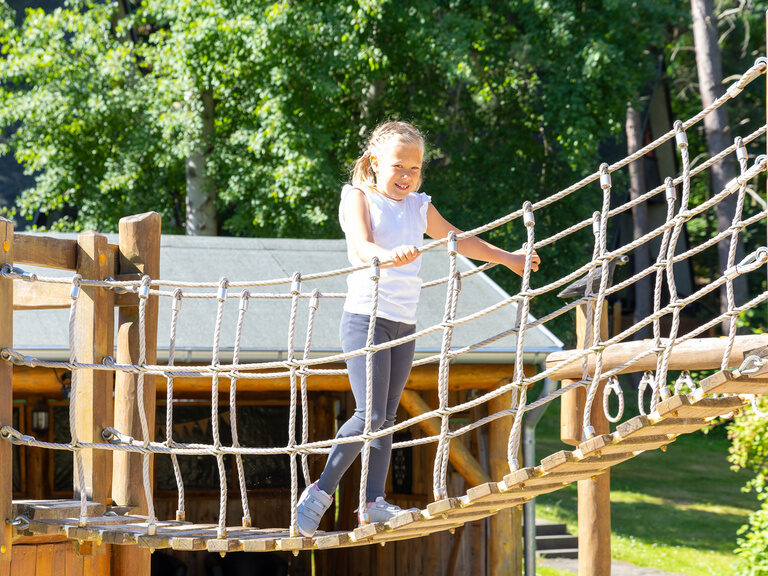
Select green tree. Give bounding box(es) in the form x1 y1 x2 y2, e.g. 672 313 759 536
0 0 680 325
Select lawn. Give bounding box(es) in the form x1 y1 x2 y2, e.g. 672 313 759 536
532 397 758 576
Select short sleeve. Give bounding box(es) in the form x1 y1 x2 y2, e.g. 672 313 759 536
417 192 432 230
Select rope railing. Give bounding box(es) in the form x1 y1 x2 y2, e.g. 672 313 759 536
2 58 768 539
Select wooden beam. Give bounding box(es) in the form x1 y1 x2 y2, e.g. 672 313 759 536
399 390 491 488
74 231 115 508
546 333 768 380
12 363 517 398
575 304 611 576
14 235 77 271
12 280 70 310
0 217 13 563
111 213 160 576
488 388 521 576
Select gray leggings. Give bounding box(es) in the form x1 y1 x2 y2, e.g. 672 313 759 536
317 312 416 501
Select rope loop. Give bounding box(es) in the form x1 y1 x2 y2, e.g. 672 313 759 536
239 289 250 311
309 288 320 310
522 201 535 227
10 515 30 531
138 275 151 300
665 177 676 201
0 263 12 276
739 354 766 375
673 370 696 395
637 371 655 416
172 288 183 311
291 272 301 295
592 211 601 235
599 163 611 189
755 56 768 69
101 355 115 367
602 376 624 423
447 230 457 255
674 121 688 147
217 277 230 302
70 274 82 299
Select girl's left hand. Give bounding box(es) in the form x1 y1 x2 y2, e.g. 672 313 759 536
507 249 540 276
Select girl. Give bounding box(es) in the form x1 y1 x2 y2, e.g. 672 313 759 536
296 121 540 536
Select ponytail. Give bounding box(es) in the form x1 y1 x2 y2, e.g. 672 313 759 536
351 150 376 187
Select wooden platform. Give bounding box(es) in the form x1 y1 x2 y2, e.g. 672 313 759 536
7 367 761 552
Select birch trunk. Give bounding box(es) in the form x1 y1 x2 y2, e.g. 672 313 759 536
626 105 651 339
690 0 746 333
186 89 217 236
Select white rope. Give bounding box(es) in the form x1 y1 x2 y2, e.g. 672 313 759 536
231 289 252 527
287 273 301 537
602 376 624 423
166 288 186 521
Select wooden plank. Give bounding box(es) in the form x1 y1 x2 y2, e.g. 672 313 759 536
9 545 34 576
700 369 768 395
654 393 745 419
400 390 491 487
13 500 105 520
14 235 77 270
12 280 71 310
74 231 115 508
547 334 768 379
1 217 13 565
111 212 161 576
34 543 55 576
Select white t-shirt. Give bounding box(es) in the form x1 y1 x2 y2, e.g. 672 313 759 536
339 184 431 324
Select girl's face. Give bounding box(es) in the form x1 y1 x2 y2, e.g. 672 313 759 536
370 139 423 201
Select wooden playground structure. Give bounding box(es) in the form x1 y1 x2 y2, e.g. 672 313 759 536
2 41 768 576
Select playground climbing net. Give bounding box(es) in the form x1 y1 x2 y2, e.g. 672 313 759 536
3 58 768 541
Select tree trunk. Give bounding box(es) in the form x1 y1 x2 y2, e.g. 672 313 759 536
186 89 217 236
690 0 746 333
626 105 651 339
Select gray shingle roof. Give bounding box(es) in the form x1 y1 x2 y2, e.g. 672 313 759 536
13 234 563 363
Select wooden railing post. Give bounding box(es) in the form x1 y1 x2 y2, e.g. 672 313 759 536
0 217 14 564
489 388 522 576
75 231 115 506
574 303 611 576
111 213 160 576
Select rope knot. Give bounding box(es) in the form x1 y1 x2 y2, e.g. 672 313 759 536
665 177 676 201
309 289 320 311
447 231 457 255
370 257 380 281
70 274 83 299
522 201 535 227
239 289 250 311
599 164 611 189
674 121 688 147
172 288 183 311
291 272 301 295
138 275 151 300
217 277 230 302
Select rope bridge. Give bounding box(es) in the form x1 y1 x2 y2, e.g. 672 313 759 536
3 58 768 553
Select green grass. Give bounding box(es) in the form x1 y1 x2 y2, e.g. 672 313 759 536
533 399 758 576
536 567 576 576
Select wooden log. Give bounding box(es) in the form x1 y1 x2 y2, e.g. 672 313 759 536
75 231 115 507
24 399 45 501
11 363 518 399
488 389 521 576
399 390 491 487
576 306 611 576
547 334 768 380
13 234 77 271
561 303 608 445
1 217 13 564
12 281 71 310
111 212 160 576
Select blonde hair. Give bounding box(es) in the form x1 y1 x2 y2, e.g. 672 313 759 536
350 121 425 188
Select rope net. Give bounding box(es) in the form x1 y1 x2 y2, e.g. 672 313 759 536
2 58 768 541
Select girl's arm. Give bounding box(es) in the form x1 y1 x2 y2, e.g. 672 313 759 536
425 204 540 276
343 188 420 267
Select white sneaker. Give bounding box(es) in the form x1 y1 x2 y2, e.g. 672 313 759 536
296 482 333 537
358 497 417 524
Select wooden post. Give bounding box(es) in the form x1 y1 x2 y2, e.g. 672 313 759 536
75 231 115 505
0 217 13 564
400 390 491 487
111 213 160 576
575 302 611 576
488 388 522 576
